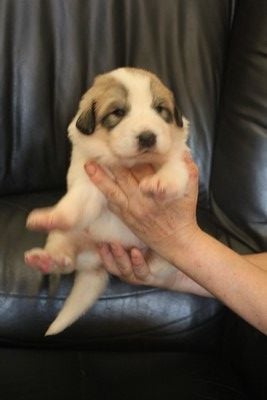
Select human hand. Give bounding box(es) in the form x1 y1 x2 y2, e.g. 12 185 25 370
97 242 212 297
97 243 178 289
85 152 202 264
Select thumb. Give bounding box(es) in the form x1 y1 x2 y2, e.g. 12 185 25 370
85 162 127 210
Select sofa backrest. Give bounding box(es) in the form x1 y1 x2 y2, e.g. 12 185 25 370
0 0 236 211
211 0 267 252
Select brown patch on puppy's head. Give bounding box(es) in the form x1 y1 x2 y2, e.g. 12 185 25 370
76 74 129 135
70 67 188 166
149 74 183 128
121 67 183 128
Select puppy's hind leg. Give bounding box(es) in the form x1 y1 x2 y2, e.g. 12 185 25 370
45 251 108 336
24 230 86 274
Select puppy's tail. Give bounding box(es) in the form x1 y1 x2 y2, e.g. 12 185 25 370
45 267 108 336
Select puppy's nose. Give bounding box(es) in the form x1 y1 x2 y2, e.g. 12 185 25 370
138 131 156 149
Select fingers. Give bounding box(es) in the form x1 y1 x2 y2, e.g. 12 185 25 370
109 243 150 282
110 164 155 189
86 161 154 197
109 243 133 277
98 242 135 279
183 151 199 198
130 248 150 280
85 162 127 210
98 243 151 284
109 165 140 198
85 162 156 220
183 151 199 179
97 243 121 276
130 164 155 182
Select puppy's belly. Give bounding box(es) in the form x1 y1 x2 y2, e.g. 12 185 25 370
89 210 144 248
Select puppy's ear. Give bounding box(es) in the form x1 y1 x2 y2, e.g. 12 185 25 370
174 105 183 128
76 101 96 135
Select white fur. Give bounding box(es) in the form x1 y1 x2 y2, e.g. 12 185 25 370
25 68 189 335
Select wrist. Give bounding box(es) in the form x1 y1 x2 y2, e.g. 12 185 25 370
159 225 206 268
171 270 213 297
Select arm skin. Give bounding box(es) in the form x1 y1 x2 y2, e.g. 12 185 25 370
85 155 267 335
97 242 213 297
96 243 267 298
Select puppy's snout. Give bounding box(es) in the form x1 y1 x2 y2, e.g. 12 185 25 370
137 131 156 149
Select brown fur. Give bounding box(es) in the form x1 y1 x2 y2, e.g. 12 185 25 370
79 75 129 123
79 68 176 125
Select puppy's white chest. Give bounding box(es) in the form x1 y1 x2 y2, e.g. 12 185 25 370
89 208 144 248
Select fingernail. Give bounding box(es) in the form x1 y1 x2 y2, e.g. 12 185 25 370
131 249 143 264
85 162 97 176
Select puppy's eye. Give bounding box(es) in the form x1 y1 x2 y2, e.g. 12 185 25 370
155 105 173 123
155 105 165 114
111 108 126 117
102 107 126 130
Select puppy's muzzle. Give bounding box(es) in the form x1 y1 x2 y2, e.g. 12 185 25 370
137 131 156 150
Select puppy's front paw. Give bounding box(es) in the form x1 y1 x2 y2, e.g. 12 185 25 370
139 173 187 200
26 207 74 232
24 248 75 274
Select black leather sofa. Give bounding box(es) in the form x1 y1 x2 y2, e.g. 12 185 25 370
0 1 266 399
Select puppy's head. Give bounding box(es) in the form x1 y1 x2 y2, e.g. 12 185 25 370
69 68 188 165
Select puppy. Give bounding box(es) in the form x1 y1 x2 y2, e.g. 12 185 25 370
24 67 189 335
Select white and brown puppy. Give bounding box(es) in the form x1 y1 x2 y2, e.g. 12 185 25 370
25 67 190 335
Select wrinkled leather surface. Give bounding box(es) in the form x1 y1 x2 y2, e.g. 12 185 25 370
0 0 239 348
211 1 267 251
0 192 224 348
0 0 266 397
0 0 236 206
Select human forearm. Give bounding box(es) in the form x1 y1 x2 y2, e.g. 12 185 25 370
85 157 267 334
170 252 267 299
172 272 213 297
243 252 267 271
168 231 267 334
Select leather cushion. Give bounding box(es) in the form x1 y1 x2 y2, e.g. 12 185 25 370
0 0 237 208
211 0 267 251
0 192 223 349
